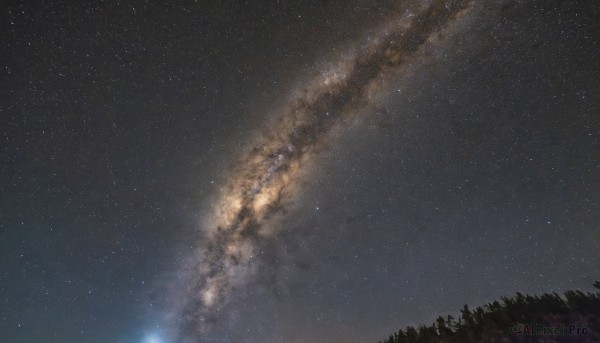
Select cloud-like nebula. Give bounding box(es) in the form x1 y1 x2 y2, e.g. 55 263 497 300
175 0 473 338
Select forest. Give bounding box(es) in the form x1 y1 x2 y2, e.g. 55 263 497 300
378 282 600 343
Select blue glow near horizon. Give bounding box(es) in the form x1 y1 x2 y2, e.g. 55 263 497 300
144 333 162 343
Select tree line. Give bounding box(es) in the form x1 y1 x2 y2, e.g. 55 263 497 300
379 282 600 343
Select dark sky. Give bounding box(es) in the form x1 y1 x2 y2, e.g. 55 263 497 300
1 1 599 342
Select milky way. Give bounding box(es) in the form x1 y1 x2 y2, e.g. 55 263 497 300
176 0 473 338
5 0 600 342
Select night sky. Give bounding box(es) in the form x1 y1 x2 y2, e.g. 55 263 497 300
1 1 599 342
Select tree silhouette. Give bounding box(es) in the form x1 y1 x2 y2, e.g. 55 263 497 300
378 282 600 343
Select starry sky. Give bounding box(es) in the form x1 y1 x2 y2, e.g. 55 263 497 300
1 1 599 342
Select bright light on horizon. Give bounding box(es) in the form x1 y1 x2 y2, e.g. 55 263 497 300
144 334 162 343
